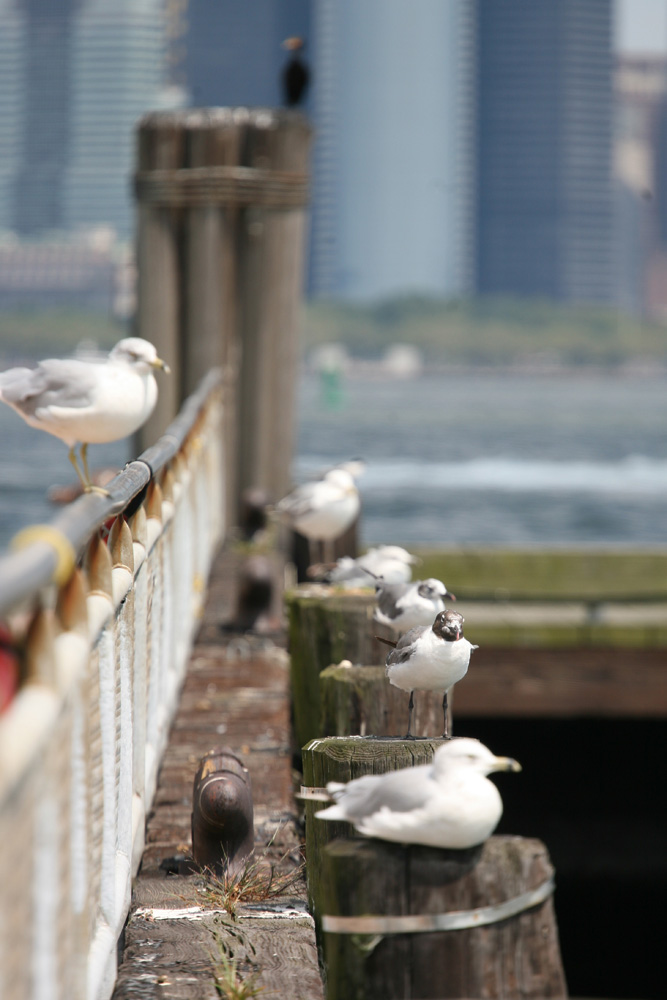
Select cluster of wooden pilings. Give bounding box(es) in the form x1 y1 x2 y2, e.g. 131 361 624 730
289 584 569 999
133 107 312 527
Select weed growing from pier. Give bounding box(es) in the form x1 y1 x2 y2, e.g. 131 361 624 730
198 833 305 920
210 926 265 999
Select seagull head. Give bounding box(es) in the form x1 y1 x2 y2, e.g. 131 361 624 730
417 578 456 602
432 738 522 778
374 546 419 565
323 468 357 494
432 609 465 641
110 338 171 375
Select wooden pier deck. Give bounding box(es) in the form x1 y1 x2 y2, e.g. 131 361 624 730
112 545 324 1000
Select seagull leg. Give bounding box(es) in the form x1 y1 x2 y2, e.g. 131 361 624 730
80 443 110 496
68 446 90 491
441 690 451 739
403 690 416 740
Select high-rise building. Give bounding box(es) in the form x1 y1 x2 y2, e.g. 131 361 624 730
0 0 25 233
63 0 170 238
309 0 475 302
475 0 614 305
614 54 667 316
0 0 177 240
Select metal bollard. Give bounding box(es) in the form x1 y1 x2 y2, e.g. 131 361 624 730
191 747 254 876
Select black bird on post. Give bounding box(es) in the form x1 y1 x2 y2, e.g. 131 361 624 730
281 36 309 107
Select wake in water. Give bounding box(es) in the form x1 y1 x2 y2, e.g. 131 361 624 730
296 454 667 496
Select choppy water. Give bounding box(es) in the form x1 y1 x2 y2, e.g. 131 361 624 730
0 369 665 551
294 371 667 547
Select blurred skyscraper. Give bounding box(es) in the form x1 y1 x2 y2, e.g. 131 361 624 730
475 0 615 305
309 0 475 301
0 0 177 240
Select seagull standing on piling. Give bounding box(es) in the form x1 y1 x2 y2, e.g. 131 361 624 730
374 578 456 635
381 609 477 739
274 463 362 562
316 738 521 849
0 337 170 493
320 545 419 588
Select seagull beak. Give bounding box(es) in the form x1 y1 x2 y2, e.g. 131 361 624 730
492 756 522 773
445 591 457 601
152 357 171 374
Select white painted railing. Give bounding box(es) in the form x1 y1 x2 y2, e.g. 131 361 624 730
0 371 224 1000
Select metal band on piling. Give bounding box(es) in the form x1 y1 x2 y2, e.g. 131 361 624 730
10 525 77 587
322 876 555 936
134 166 310 208
297 785 331 801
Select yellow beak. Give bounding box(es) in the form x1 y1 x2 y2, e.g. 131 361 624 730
493 756 522 773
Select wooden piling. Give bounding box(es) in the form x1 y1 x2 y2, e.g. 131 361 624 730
319 664 451 740
286 586 387 750
320 835 567 999
135 112 184 444
236 110 313 510
134 108 312 525
301 737 444 926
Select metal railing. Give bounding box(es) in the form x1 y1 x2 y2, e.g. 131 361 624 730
0 370 224 1000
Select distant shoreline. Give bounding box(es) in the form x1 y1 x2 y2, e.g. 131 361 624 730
305 357 667 380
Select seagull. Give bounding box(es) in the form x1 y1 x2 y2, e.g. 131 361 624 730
316 737 521 849
374 578 456 635
381 609 477 739
275 464 361 562
320 545 419 588
0 337 170 493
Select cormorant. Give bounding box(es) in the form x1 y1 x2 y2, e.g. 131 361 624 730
281 36 309 106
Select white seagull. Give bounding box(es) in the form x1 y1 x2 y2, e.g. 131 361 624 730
381 609 477 739
323 545 419 588
374 577 456 635
316 737 521 849
0 337 170 493
274 466 361 557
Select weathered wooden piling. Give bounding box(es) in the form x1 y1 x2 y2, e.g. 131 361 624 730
301 737 444 925
319 663 451 740
134 108 312 524
287 586 388 749
320 834 567 999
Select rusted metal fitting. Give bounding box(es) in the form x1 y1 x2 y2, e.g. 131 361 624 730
191 746 254 876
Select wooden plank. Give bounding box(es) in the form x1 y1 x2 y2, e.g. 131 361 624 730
116 878 321 1000
320 835 567 1000
415 547 667 602
454 647 667 717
